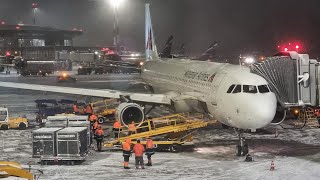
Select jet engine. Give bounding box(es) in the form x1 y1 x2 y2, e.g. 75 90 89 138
271 109 287 125
115 103 145 126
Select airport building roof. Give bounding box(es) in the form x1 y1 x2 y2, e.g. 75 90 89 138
0 24 83 39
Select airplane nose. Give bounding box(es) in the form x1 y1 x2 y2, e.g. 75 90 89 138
252 93 277 128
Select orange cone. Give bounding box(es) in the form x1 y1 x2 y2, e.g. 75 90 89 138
270 160 275 171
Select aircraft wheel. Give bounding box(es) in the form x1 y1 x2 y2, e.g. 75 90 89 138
236 145 242 156
19 122 27 130
242 144 249 156
170 144 182 153
98 117 104 124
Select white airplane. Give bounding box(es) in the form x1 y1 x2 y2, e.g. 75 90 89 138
0 4 277 155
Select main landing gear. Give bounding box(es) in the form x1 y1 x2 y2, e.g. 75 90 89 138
235 129 249 156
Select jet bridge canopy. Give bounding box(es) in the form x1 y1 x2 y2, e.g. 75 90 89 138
250 51 318 108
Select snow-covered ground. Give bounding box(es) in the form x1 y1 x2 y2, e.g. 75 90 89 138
1 125 319 180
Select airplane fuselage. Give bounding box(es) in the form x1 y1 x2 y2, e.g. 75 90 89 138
141 59 277 130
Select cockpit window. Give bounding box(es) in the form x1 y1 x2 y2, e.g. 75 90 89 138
232 85 242 93
227 84 236 93
258 85 270 93
243 85 257 93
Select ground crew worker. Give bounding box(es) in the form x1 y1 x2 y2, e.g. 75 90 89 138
145 136 155 166
89 114 98 123
128 121 137 135
85 104 93 115
92 120 99 134
270 160 275 171
122 138 132 169
95 126 104 151
88 114 98 145
112 120 122 139
133 139 145 169
72 104 79 114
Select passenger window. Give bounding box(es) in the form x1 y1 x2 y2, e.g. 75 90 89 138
227 84 236 93
243 85 257 93
258 85 270 93
232 85 242 93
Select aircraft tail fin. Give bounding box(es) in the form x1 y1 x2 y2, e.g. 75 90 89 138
159 35 173 58
177 43 185 56
197 41 219 61
145 3 159 60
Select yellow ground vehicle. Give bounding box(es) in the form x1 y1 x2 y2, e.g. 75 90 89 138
0 161 34 180
75 99 117 123
0 107 28 130
90 99 118 123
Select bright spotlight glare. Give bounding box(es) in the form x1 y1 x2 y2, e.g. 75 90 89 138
245 57 254 64
110 0 124 8
139 62 144 66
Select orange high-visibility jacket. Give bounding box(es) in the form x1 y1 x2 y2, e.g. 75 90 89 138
92 121 99 130
89 114 98 121
85 105 93 114
73 104 79 112
95 129 104 136
113 121 121 129
146 139 153 149
133 143 145 157
128 123 136 132
122 139 131 151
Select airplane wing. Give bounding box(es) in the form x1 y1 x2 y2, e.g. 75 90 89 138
0 81 171 105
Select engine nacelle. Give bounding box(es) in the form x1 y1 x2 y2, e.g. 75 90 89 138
115 103 145 126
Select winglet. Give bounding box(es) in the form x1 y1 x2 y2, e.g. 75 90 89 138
145 3 159 61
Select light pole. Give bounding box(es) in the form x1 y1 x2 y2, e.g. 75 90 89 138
32 3 39 25
110 0 124 53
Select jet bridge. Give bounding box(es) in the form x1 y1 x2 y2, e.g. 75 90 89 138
250 51 318 108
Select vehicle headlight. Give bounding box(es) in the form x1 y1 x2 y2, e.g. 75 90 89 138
245 57 255 64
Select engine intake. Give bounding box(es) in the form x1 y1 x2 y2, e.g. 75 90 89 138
115 103 145 126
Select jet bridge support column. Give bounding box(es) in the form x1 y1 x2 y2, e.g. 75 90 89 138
294 53 317 107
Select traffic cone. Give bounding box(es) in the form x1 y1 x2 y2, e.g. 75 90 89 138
270 160 275 171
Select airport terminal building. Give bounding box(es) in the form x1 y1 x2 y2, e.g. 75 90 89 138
0 24 83 59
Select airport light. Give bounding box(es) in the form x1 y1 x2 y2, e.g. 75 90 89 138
110 0 124 9
109 0 125 53
32 3 39 25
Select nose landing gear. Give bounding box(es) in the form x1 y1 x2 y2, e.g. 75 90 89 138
235 129 249 156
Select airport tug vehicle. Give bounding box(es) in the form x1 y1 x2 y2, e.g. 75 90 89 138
0 107 28 130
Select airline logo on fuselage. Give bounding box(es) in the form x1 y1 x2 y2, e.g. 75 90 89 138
184 70 216 82
146 28 153 50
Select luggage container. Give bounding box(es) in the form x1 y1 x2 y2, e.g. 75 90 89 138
32 127 62 158
68 120 91 147
45 116 67 128
56 127 88 160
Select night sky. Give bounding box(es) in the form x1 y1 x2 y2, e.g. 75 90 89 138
1 0 320 56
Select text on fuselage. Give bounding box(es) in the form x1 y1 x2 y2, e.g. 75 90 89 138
184 70 216 82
